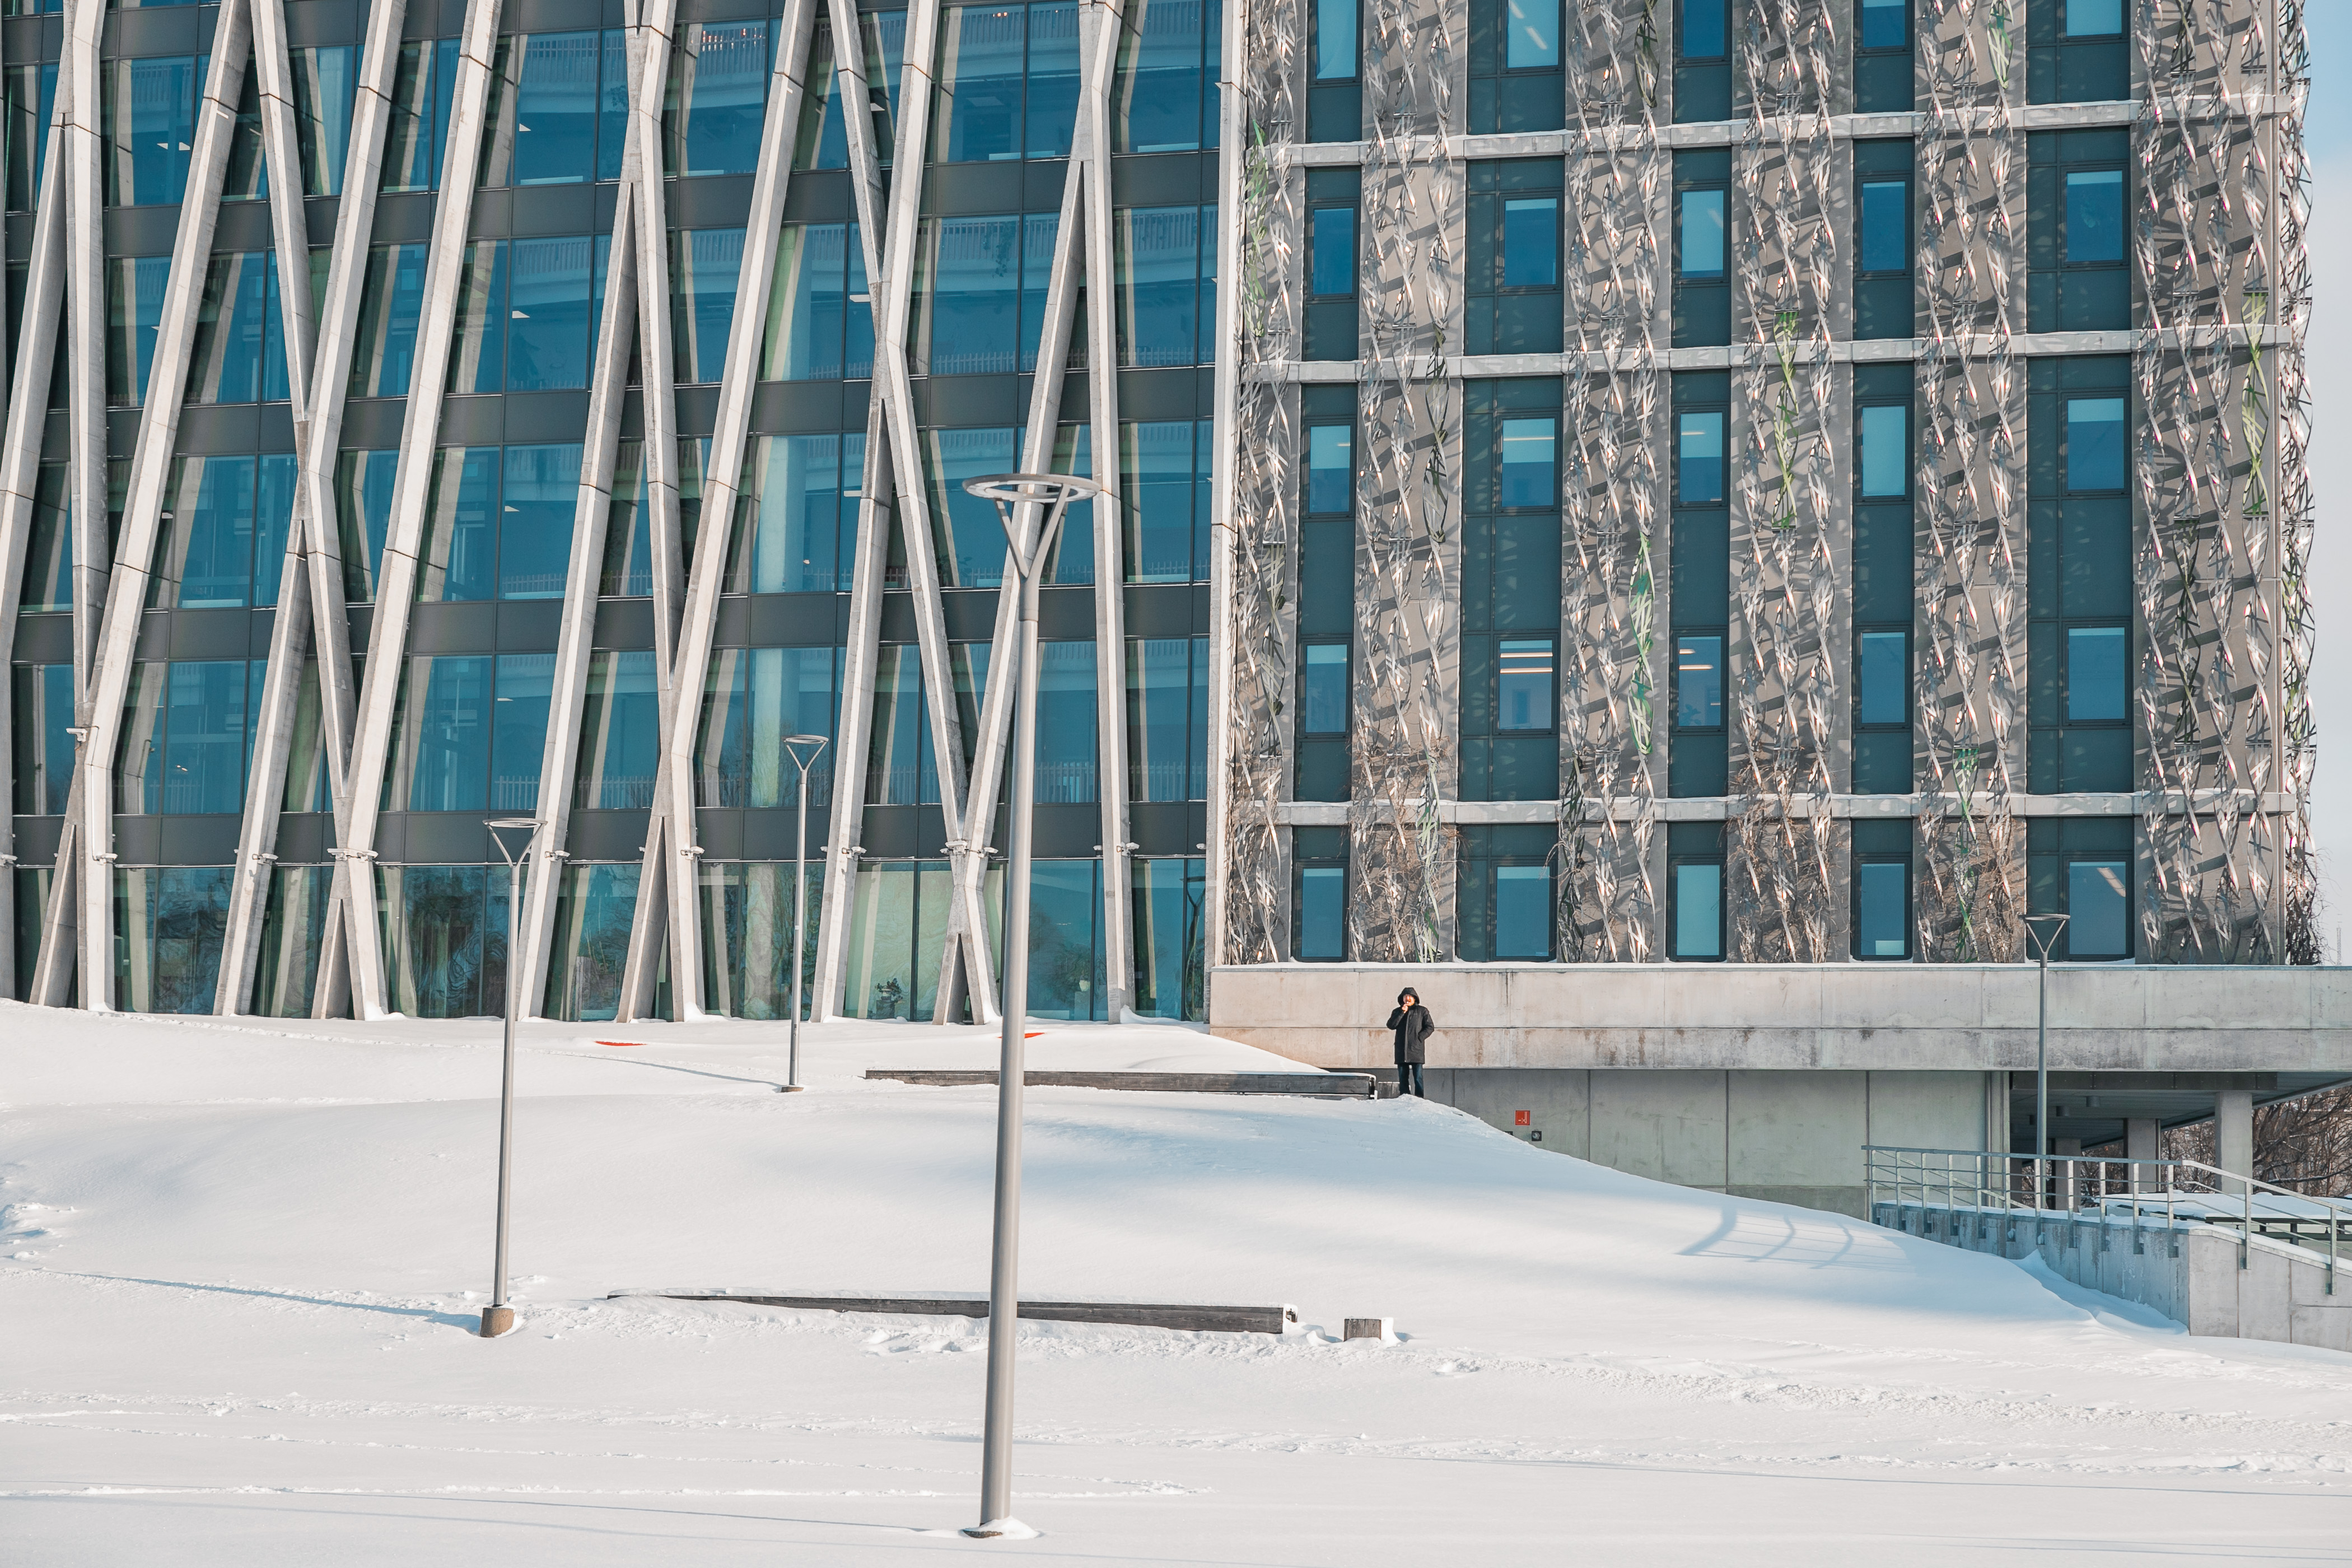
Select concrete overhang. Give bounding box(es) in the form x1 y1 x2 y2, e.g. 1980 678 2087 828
1207 963 2352 1076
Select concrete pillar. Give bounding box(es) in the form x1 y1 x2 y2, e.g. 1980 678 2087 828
2215 1090 2255 1193
2125 1117 2159 1163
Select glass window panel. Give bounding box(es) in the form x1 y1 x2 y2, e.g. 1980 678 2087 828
599 441 651 596
671 227 746 383
764 222 867 381
1505 0 1560 67
1309 205 1355 297
446 240 508 394
12 661 74 813
1298 866 1346 959
1673 861 1721 958
1026 860 1107 1019
1122 420 1196 584
1677 409 1725 503
103 55 195 206
506 235 598 391
547 863 640 1022
1857 861 1908 956
1501 198 1557 288
2069 860 2129 955
951 641 992 771
385 655 493 812
1114 205 1201 367
1679 0 1726 58
381 40 460 192
1048 422 1097 585
738 433 863 593
866 646 936 806
1859 179 1906 273
417 447 500 603
862 10 911 162
1130 857 1205 1021
923 427 1018 587
1675 634 1723 729
1127 638 1198 802
1859 0 1907 49
1114 0 1208 149
281 660 329 814
118 661 169 814
1858 630 1907 725
1018 211 1061 373
2065 625 2127 722
697 860 824 1021
107 255 171 407
575 650 661 810
1494 865 1551 958
292 45 357 196
2064 0 2122 37
934 4 1024 163
349 243 430 398
1026 1 1080 157
1679 188 1725 276
1859 402 1908 497
159 660 249 814
379 864 507 1019
1499 417 1555 508
498 443 581 599
1497 637 1553 731
482 31 600 188
154 455 256 609
1308 424 1353 514
2064 168 2124 265
2065 395 2126 492
222 60 267 203
7 62 58 212
187 253 279 404
254 863 332 1017
665 20 769 176
22 464 71 612
114 867 233 1015
335 450 400 602
1301 642 1348 734
489 653 553 812
695 648 750 807
1313 0 1356 78
251 455 296 608
913 214 1021 375
1034 640 1099 803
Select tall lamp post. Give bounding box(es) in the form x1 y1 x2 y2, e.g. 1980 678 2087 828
959 471 1105 1538
2022 913 2069 1211
781 733 830 1091
481 815 543 1338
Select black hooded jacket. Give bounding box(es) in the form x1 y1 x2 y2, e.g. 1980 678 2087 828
1385 999 1434 1065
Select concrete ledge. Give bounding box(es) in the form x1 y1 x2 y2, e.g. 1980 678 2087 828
1209 964 2352 1074
609 1290 1296 1335
865 1068 1377 1098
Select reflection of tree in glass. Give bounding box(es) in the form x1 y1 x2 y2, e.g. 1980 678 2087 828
1031 911 1093 1019
872 977 906 1019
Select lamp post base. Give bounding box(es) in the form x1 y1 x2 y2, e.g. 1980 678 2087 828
479 1305 516 1338
776 1084 806 1093
961 1519 1037 1540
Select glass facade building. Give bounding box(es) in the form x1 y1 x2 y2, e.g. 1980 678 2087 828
0 0 2311 1030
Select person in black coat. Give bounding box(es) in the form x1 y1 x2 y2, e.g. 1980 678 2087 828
1385 987 1432 1098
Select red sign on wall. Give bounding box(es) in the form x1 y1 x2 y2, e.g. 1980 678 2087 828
1514 1110 1530 1126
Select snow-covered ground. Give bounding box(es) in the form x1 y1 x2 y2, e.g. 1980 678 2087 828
5 1002 2350 1565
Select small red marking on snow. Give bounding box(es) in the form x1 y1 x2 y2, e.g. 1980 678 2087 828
1025 1032 1045 1039
595 1040 647 1048
1514 1110 1530 1126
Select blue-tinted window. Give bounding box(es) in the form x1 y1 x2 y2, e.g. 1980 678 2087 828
480 32 613 188
417 444 582 603
1677 410 1725 503
108 256 172 406
765 222 875 381
696 647 842 808
2069 860 2129 955
335 450 400 602
118 659 252 815
672 227 746 384
114 867 235 1016
1301 643 1348 734
1497 638 1553 731
1026 2 1080 158
382 40 461 193
1672 860 1722 959
1675 634 1723 729
1127 637 1210 801
2064 168 2124 265
104 56 196 205
7 62 58 211
1114 204 1214 367
1494 865 1551 958
12 661 74 814
2065 395 2125 492
1310 205 1356 297
1499 418 1555 508
934 4 1028 162
382 655 552 814
350 244 431 397
577 651 661 810
1501 198 1558 287
1308 425 1353 514
1505 0 1560 68
292 45 358 195
1859 179 1907 273
2065 0 2122 36
1298 865 1346 959
734 432 866 594
1113 0 1215 153
914 214 1024 374
1679 188 1725 277
152 454 297 610
1859 0 1907 49
1314 0 1357 78
1856 861 1908 958
2065 625 2127 722
188 253 292 404
1857 630 1908 725
1679 0 1726 59
1859 403 1908 498
1121 418 1214 584
664 20 769 177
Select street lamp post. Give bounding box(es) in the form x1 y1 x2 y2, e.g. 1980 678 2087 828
781 734 830 1091
958 472 1105 1538
2022 913 2069 1212
481 815 543 1338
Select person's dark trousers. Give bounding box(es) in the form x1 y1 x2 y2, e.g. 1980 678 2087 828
1396 1063 1424 1098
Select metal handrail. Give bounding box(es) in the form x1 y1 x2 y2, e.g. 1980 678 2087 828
1862 1143 2349 1292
